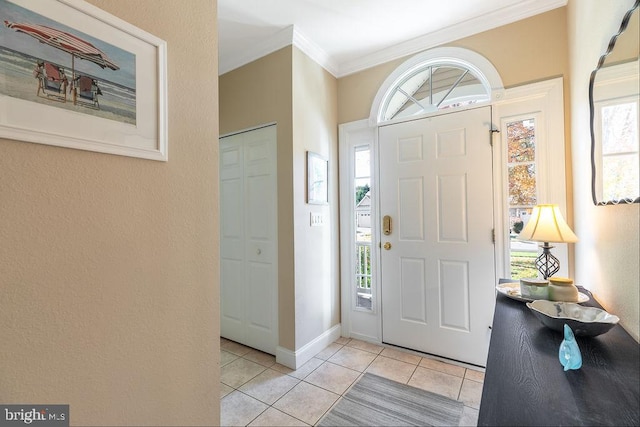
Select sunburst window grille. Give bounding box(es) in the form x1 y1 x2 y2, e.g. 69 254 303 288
380 64 490 122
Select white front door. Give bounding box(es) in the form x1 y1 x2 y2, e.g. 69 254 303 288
379 107 495 366
220 125 278 355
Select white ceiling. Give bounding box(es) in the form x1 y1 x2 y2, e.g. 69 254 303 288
218 0 567 77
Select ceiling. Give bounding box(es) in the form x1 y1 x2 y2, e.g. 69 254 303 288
218 0 567 77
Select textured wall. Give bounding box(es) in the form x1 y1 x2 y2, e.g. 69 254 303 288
568 0 639 341
0 1 220 425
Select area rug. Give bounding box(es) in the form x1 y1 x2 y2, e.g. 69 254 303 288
317 372 464 426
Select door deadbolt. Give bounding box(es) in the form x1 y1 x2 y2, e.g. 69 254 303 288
383 242 392 250
383 215 392 235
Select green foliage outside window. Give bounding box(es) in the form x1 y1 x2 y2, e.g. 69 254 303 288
355 184 370 204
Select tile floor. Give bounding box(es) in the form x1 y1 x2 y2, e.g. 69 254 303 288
220 337 483 426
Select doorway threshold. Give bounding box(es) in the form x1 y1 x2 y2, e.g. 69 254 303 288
381 341 486 371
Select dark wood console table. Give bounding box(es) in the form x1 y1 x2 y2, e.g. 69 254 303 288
478 288 639 426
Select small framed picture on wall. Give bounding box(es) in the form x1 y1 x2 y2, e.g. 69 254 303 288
307 151 328 204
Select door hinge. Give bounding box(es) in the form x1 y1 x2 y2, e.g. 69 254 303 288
492 228 495 244
489 128 500 147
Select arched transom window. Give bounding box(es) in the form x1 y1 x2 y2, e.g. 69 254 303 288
371 47 504 124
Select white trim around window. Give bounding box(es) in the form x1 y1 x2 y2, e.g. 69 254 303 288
492 77 569 279
369 47 506 126
338 120 381 342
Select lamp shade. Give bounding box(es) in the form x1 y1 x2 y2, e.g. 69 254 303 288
517 204 578 243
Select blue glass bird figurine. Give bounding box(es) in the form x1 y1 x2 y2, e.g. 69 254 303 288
559 324 582 371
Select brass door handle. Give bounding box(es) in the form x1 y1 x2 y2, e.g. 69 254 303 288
383 242 392 250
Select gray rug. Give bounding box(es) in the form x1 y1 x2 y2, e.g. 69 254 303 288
317 373 463 426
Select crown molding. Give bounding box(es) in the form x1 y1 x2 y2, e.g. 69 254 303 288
219 0 567 78
337 0 567 77
219 25 295 76
219 24 339 76
292 27 340 76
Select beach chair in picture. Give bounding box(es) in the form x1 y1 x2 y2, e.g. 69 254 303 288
35 62 68 102
72 75 102 110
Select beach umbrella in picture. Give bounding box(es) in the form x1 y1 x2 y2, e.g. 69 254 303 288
3 20 119 100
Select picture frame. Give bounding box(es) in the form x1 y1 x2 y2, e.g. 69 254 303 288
0 0 168 161
307 151 328 204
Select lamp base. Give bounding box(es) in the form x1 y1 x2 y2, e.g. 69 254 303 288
536 242 560 279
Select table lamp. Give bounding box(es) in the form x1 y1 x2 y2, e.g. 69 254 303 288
517 204 578 279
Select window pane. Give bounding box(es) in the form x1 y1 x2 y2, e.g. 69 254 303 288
384 91 409 121
509 206 538 279
598 99 639 202
429 66 482 107
603 153 640 201
354 146 372 310
508 164 537 206
381 62 489 121
507 119 535 162
602 102 638 154
506 118 538 280
399 70 430 101
355 148 370 178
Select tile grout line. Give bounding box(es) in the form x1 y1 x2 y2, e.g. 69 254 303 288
221 338 483 426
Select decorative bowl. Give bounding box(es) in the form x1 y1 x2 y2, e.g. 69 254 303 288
526 300 619 337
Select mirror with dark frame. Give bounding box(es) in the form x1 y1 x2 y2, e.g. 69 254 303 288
589 0 639 205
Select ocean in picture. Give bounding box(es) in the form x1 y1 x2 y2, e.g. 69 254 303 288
0 45 136 125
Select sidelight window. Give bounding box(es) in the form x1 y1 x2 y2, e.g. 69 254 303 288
354 146 372 310
507 118 539 279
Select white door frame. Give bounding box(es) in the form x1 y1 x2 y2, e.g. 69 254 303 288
339 77 567 344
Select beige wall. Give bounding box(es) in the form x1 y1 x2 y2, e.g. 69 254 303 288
605 7 638 64
451 7 569 89
219 46 296 350
219 46 340 354
292 47 340 347
338 8 569 124
0 1 220 425
568 0 639 341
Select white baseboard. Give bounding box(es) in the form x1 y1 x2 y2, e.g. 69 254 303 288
275 324 341 369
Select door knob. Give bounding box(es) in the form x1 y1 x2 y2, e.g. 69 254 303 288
383 242 392 250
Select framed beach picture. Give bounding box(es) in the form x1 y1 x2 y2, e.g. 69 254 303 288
0 0 167 161
307 151 328 204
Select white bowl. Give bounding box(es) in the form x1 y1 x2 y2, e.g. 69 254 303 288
526 300 619 337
